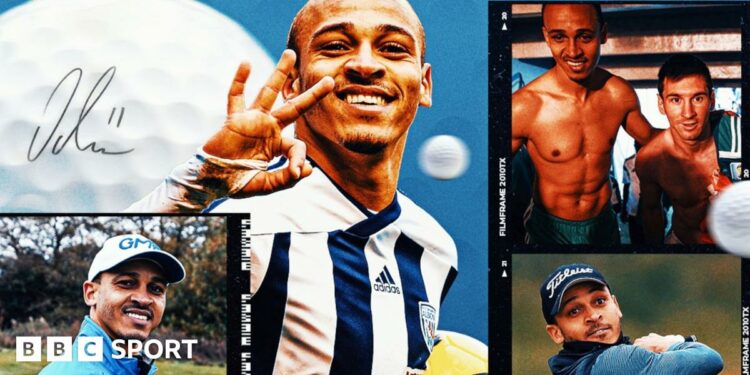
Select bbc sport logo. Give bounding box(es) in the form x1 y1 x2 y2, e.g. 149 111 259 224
16 337 198 362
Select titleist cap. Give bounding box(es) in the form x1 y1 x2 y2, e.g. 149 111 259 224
88 234 185 284
540 263 609 324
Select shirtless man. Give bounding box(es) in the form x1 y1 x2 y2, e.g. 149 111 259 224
637 54 741 244
512 4 656 245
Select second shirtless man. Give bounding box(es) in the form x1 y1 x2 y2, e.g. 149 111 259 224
637 54 741 245
512 4 656 245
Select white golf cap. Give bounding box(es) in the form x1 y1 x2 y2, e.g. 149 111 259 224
88 234 186 283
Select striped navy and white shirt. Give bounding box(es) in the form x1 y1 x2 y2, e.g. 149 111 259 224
211 163 458 374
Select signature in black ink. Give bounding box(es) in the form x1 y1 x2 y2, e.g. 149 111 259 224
27 66 135 162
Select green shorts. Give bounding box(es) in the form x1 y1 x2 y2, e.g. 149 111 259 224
523 201 620 245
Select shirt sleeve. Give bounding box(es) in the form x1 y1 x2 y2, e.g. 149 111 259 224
592 342 724 375
124 150 267 213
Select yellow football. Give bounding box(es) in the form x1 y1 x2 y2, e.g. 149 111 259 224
424 330 488 375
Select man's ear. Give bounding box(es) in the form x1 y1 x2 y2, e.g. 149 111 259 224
612 294 622 319
546 324 565 345
83 280 99 307
419 63 433 108
283 70 301 101
600 22 608 44
657 93 666 115
709 89 715 111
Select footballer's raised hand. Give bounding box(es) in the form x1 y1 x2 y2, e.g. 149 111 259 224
202 49 334 195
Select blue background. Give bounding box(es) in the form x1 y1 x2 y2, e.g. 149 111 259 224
0 0 488 343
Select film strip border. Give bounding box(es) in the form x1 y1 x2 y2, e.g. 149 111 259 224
744 259 750 373
488 2 511 374
743 4 750 370
227 214 251 374
493 2 750 374
744 3 750 181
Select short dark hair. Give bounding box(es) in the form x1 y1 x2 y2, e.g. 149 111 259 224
542 4 604 30
657 54 713 96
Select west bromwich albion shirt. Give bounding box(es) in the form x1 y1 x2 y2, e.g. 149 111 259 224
211 163 458 374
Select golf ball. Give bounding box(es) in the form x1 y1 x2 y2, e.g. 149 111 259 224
418 135 470 180
0 0 274 212
708 180 750 257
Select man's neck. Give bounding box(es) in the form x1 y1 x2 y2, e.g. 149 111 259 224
88 313 116 342
551 65 601 102
301 130 406 212
669 125 714 156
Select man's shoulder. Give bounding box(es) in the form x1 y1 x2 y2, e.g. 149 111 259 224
512 81 547 135
591 344 651 372
601 71 633 90
599 342 638 355
592 342 724 375
40 359 113 375
638 130 670 154
513 69 562 105
211 166 368 234
635 132 672 174
395 192 457 266
589 344 637 374
512 83 545 112
598 70 638 102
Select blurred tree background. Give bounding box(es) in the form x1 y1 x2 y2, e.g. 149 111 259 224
0 216 227 365
512 254 741 375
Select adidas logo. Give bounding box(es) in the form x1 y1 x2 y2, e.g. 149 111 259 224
373 266 401 294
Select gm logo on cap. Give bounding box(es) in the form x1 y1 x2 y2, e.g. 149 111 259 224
118 236 160 250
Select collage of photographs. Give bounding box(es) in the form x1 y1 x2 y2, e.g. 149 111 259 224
0 1 747 374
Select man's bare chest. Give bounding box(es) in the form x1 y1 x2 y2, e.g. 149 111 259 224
658 154 719 207
530 100 625 163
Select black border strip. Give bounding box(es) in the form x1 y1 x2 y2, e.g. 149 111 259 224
489 2 512 374
743 2 750 183
227 213 250 375
740 5 749 371
743 258 750 374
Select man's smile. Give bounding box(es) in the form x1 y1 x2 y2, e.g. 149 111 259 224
564 58 587 72
336 85 396 103
124 307 153 323
345 94 386 106
679 121 699 130
334 84 397 114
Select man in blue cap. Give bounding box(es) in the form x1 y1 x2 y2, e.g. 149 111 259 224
540 263 723 375
41 234 186 375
